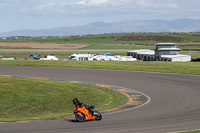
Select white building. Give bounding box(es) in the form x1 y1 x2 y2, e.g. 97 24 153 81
161 55 191 62
127 43 191 62
127 49 155 61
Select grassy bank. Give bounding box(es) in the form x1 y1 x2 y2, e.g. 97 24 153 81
0 60 200 75
1 33 200 45
1 33 200 50
0 50 128 58
82 44 155 49
0 76 127 122
178 131 200 133
0 50 199 59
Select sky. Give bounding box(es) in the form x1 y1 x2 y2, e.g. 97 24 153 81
0 0 200 32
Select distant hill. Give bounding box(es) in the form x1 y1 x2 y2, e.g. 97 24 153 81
194 29 200 32
0 18 200 37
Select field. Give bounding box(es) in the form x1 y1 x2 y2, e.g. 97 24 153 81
1 33 200 50
1 33 200 128
178 131 200 133
0 76 127 122
1 33 200 59
0 50 129 58
81 44 155 49
1 33 200 133
0 50 199 59
0 60 199 75
0 43 89 49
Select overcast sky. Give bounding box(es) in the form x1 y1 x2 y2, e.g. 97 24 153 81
0 0 200 32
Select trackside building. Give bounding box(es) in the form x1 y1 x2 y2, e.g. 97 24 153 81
127 43 191 62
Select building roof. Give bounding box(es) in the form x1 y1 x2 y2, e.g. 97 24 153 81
158 48 181 51
155 43 178 46
127 49 152 53
137 51 155 55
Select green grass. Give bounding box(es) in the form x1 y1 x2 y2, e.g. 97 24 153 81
0 51 72 58
178 45 200 50
82 44 154 49
1 50 199 59
0 60 200 75
178 131 200 133
1 33 200 50
0 76 127 122
0 35 156 45
0 50 128 58
181 51 200 59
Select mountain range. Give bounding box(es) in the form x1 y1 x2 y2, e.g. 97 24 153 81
1 18 200 37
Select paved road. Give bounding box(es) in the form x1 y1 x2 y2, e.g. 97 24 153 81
0 66 200 133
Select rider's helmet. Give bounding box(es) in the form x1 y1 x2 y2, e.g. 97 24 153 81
73 98 78 105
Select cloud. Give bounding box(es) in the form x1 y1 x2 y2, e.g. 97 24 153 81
30 0 181 15
36 3 57 11
1 0 200 33
1 0 200 19
29 0 137 16
76 0 108 6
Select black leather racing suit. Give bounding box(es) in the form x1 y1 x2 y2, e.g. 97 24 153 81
75 101 94 115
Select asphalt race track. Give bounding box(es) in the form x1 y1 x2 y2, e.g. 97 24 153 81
0 66 200 133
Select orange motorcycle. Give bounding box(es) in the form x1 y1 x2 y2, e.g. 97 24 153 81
74 105 102 122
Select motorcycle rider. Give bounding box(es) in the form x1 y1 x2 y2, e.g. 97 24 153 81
73 98 86 107
73 98 98 116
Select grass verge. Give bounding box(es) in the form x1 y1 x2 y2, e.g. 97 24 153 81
0 76 127 122
81 44 155 49
0 50 199 59
0 60 200 75
0 50 128 58
178 131 200 133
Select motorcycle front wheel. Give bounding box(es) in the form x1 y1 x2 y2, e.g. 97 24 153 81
94 111 102 121
75 113 85 122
